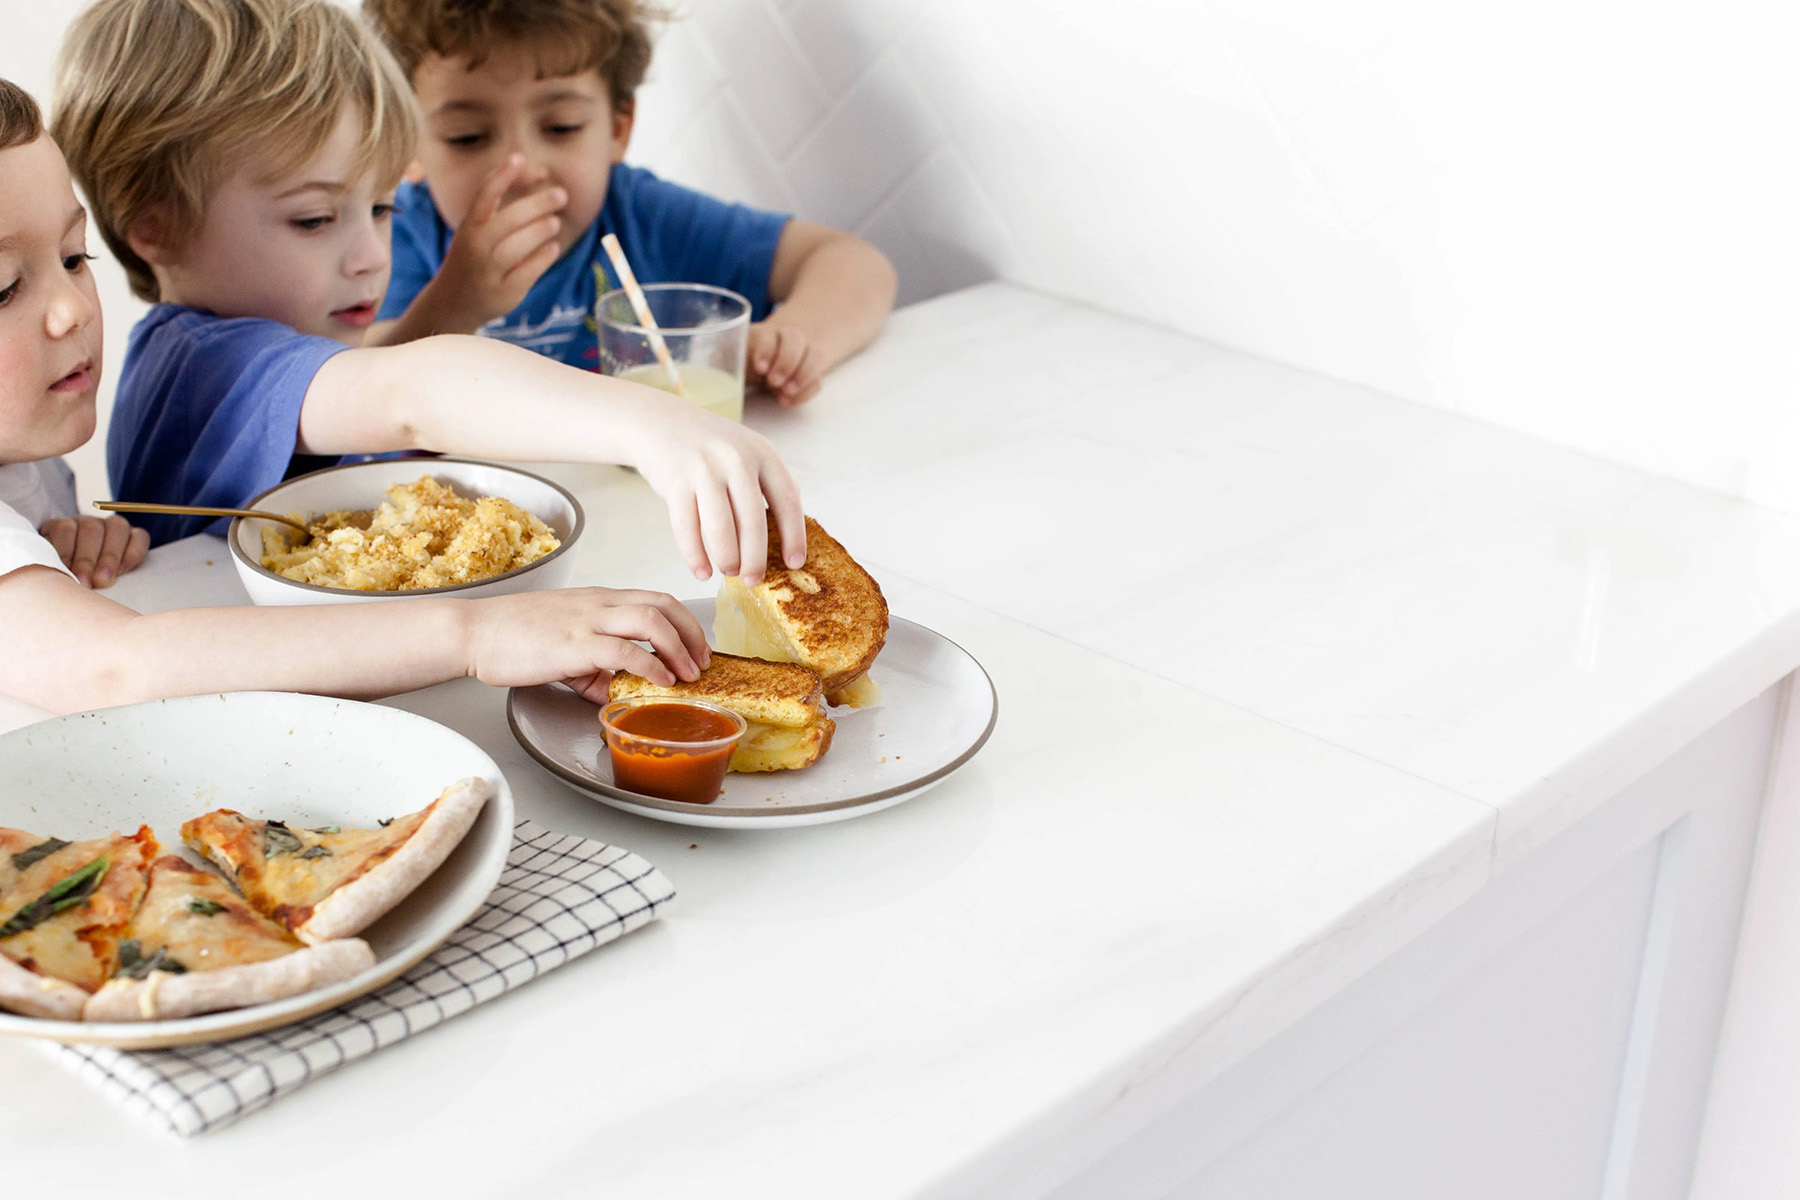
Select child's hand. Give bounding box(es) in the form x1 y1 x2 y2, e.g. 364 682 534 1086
622 395 807 583
747 322 823 406
464 587 710 702
434 154 567 329
39 515 150 589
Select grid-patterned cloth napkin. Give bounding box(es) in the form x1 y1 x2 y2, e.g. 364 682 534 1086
50 820 674 1138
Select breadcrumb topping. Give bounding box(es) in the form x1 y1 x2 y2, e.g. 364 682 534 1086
259 476 560 591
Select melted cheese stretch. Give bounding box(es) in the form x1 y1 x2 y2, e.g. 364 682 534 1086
714 582 802 664
716 581 880 709
829 673 882 709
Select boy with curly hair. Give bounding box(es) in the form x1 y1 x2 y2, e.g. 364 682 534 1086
362 0 896 406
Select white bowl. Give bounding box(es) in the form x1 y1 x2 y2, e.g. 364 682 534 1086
230 458 583 605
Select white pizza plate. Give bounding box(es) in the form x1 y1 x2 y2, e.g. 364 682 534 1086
508 600 997 829
0 692 512 1048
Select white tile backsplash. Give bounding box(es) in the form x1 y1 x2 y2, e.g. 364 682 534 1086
627 0 1800 514
784 50 943 230
687 0 831 160
4 0 1795 514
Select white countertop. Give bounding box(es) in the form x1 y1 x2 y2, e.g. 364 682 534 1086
5 282 1800 1197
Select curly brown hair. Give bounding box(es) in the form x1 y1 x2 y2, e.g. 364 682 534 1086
0 78 43 151
363 0 665 113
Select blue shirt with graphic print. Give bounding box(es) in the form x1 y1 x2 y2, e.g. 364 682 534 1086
379 163 790 370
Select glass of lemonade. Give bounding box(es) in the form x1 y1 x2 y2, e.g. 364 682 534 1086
598 283 750 422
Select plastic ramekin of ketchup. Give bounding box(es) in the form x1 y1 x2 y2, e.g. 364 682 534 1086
599 696 747 804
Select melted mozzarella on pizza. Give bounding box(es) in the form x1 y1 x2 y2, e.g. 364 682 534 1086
128 857 301 974
0 827 156 991
181 807 432 931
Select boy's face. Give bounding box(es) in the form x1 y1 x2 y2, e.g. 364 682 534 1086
0 136 102 464
143 107 395 345
412 40 634 262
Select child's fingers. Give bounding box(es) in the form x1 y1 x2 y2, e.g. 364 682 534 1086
780 367 822 406
69 517 106 586
727 473 769 586
775 345 816 405
759 458 808 569
747 325 778 379
665 491 712 581
585 637 677 687
563 670 615 705
468 154 526 225
90 515 137 588
605 589 711 668
695 483 743 581
39 517 77 566
764 329 809 390
492 184 567 234
492 214 563 276
122 525 151 573
589 602 702 682
503 237 564 295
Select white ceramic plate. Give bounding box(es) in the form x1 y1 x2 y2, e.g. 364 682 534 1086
508 601 997 828
0 692 512 1048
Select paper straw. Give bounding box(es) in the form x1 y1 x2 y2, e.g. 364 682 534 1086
599 233 685 396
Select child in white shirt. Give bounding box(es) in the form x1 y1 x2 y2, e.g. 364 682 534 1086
0 67 145 591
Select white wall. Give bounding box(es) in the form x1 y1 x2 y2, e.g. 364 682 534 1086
7 0 1798 515
627 0 1800 512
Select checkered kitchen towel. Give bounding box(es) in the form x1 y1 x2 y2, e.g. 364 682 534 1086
50 820 674 1138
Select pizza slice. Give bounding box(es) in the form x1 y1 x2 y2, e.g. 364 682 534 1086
180 776 491 944
84 857 375 1022
0 826 157 1019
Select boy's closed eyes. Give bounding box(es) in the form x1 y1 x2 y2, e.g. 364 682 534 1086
412 42 626 267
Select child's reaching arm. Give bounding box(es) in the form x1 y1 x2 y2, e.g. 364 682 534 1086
752 220 897 407
294 335 807 583
0 564 708 715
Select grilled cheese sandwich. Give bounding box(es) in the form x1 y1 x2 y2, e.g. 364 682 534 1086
715 516 888 706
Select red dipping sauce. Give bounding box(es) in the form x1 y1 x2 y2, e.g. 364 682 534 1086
599 698 746 805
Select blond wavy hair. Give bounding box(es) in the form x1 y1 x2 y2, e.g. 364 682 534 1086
52 0 421 301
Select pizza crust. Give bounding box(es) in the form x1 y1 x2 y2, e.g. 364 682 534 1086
81 938 375 1023
0 951 89 1020
295 777 491 945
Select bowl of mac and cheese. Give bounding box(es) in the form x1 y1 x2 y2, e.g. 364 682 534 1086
229 459 583 606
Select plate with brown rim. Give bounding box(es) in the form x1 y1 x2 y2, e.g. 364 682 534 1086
506 600 997 829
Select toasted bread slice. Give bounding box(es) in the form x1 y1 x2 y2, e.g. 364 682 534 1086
714 515 888 703
609 653 836 772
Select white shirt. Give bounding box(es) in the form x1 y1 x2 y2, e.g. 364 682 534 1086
0 458 78 580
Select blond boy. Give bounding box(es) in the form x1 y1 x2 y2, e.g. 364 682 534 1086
361 0 896 406
54 0 803 584
0 74 709 714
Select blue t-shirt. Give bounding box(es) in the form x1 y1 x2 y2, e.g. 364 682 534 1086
380 163 790 370
108 305 349 545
